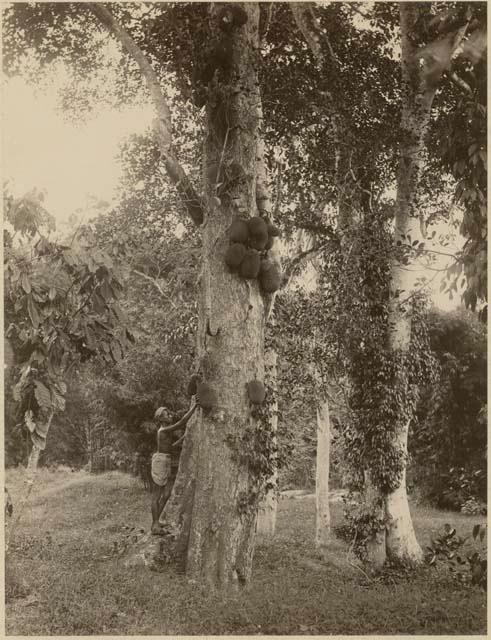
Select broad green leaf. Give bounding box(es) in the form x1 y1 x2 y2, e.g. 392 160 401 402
31 431 47 450
27 295 40 328
34 380 51 410
111 341 123 362
92 292 106 315
100 279 113 301
24 410 36 433
56 380 67 395
36 419 50 438
85 325 96 351
21 272 31 294
52 390 65 412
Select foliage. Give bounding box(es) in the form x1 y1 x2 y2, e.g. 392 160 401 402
434 6 487 319
310 211 438 494
83 133 199 473
334 491 388 562
6 123 201 472
425 522 487 590
227 340 293 514
411 309 487 510
4 187 133 453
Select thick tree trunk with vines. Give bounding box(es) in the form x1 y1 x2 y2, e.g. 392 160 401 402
155 4 267 589
95 2 274 587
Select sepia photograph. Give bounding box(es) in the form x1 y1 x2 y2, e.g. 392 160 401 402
3 1 487 635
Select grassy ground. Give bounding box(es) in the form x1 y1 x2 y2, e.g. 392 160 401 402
5 467 487 635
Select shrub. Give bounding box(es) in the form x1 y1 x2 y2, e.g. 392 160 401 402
411 309 487 510
425 523 487 590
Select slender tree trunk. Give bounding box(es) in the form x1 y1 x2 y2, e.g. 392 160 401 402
315 398 330 552
6 413 53 551
257 348 278 537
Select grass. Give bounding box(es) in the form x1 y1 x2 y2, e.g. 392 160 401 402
5 467 487 635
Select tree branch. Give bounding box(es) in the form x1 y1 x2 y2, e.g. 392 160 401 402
282 240 329 288
132 269 178 309
291 3 339 71
89 3 204 226
448 71 473 96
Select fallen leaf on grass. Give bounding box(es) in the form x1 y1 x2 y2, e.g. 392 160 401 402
22 594 39 606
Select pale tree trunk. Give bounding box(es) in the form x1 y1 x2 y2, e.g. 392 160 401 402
383 4 441 565
384 422 421 563
257 348 278 537
6 413 53 552
315 398 330 552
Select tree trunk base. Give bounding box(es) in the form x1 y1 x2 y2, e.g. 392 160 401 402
123 532 177 571
365 530 387 568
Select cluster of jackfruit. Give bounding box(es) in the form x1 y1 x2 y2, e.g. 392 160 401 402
188 373 218 411
187 374 267 411
224 216 282 292
247 380 266 405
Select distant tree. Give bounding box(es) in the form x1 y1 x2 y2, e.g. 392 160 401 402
411 309 487 511
4 185 132 544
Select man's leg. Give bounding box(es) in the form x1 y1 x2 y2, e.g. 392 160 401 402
151 480 173 535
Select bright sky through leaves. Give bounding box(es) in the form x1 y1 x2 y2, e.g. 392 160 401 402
3 75 153 224
2 67 459 311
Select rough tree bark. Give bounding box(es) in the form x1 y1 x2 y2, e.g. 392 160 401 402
166 4 266 588
166 4 269 586
93 3 274 589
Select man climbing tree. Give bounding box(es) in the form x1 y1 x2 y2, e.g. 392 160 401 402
151 402 198 535
4 3 282 588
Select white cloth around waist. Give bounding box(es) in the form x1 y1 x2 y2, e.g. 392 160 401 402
151 452 172 487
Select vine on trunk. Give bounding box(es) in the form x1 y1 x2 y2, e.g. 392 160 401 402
226 355 292 516
317 213 438 536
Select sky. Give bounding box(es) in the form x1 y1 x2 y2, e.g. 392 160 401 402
2 68 460 312
2 75 153 225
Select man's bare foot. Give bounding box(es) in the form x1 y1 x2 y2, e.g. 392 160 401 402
151 523 166 536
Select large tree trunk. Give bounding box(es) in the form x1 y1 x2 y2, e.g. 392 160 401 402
315 398 330 552
91 3 275 587
156 4 267 589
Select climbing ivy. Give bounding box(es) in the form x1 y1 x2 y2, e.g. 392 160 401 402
226 331 293 516
313 211 438 495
